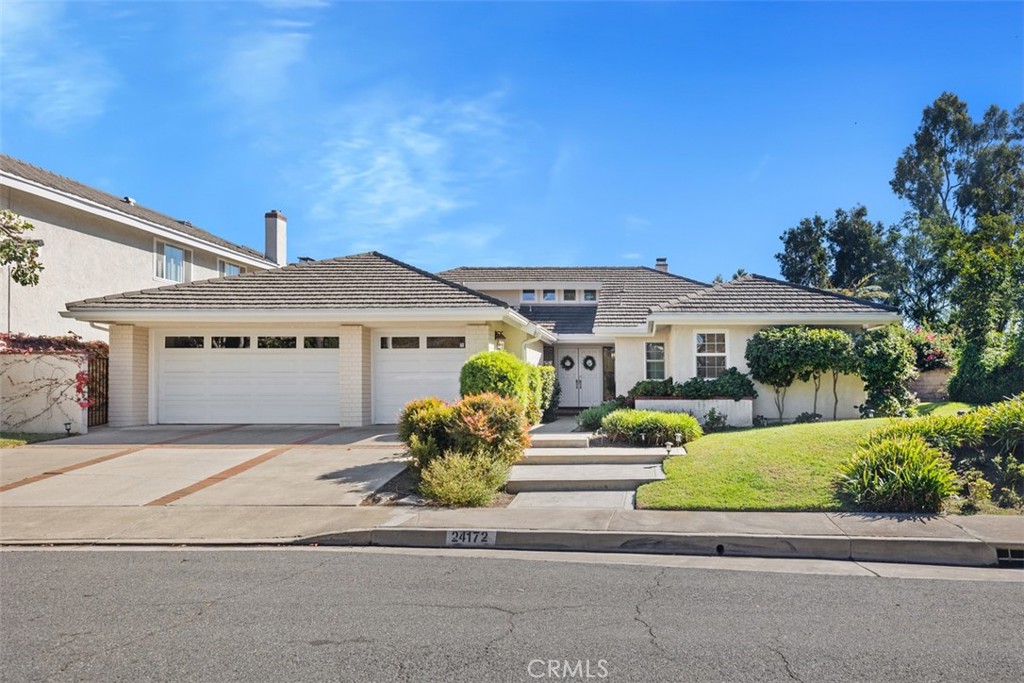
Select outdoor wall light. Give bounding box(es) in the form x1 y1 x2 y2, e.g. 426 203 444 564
63 422 72 435
494 330 506 350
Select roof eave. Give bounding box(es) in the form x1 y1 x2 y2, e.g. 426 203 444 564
63 306 512 325
646 311 901 326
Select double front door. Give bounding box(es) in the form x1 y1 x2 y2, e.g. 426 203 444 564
556 346 603 408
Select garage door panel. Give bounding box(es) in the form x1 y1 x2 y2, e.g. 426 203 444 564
158 336 341 424
372 332 469 423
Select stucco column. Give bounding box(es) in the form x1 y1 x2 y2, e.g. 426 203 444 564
108 324 149 427
339 325 371 426
465 324 492 355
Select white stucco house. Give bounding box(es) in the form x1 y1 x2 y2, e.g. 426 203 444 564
1 154 282 341
62 252 900 428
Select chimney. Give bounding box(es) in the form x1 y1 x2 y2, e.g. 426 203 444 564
264 210 287 267
654 257 668 273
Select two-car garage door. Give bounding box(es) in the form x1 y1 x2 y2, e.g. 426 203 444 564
156 329 470 424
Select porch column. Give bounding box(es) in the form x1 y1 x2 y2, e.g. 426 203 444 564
108 324 149 427
339 325 371 426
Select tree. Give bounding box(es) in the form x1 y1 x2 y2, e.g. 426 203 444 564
891 92 1024 227
0 210 43 286
731 268 747 280
776 215 829 288
854 326 917 417
818 328 858 421
884 213 956 327
745 327 804 422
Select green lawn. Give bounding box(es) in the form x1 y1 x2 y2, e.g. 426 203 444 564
0 433 67 448
917 401 976 416
637 418 890 511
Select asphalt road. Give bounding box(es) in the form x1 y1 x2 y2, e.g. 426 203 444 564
2 548 1022 683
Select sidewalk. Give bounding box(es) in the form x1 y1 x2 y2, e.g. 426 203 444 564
2 504 1021 569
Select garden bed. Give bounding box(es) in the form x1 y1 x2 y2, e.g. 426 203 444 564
633 397 753 427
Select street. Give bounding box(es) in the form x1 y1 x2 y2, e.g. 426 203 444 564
1 547 1021 682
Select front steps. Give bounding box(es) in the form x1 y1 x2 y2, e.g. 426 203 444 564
520 446 673 466
505 464 666 493
527 433 591 449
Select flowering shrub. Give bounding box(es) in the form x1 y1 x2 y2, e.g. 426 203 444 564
908 328 954 371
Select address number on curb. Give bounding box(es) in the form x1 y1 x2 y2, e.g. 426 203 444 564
446 530 497 547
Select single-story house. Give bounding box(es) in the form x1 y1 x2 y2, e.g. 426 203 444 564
63 252 899 427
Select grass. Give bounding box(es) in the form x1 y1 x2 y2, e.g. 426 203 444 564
917 401 977 417
0 433 68 448
636 418 890 512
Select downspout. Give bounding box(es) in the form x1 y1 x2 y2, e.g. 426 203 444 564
521 325 547 361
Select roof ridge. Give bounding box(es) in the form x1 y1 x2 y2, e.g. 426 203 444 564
745 273 900 312
368 252 510 308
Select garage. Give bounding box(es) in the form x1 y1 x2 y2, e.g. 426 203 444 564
157 332 341 424
372 330 470 423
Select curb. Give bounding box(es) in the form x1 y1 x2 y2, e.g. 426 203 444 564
298 527 1001 568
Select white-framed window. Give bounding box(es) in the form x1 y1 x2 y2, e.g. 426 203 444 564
695 332 727 379
563 289 577 302
218 260 246 277
583 289 598 302
542 289 556 301
155 241 191 282
521 289 536 302
645 342 666 380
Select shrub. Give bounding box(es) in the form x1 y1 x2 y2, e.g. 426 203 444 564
577 399 625 431
418 453 509 507
794 412 821 424
538 365 559 422
949 330 1024 404
460 351 539 422
976 393 1024 454
838 435 958 513
524 365 543 424
908 328 955 371
862 412 987 453
397 397 455 454
702 408 728 432
600 409 702 446
450 393 530 466
676 368 757 401
854 325 918 417
627 378 675 398
745 326 806 421
959 469 994 514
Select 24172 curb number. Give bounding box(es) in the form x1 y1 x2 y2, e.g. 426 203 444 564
445 530 497 547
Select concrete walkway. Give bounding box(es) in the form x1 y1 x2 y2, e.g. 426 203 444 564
3 504 1020 569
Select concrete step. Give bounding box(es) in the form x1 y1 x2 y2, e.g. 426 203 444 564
509 490 636 509
519 446 674 465
529 433 590 449
506 464 665 493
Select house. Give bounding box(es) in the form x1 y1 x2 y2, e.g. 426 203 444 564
63 252 899 428
0 154 281 341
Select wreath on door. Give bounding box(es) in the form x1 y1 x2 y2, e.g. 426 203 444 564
560 355 575 371
582 355 597 371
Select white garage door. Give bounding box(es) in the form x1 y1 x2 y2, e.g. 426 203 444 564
157 333 341 424
373 331 470 423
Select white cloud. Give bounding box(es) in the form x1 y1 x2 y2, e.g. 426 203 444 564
0 1 117 131
622 215 651 232
218 30 310 107
306 92 512 256
621 252 643 261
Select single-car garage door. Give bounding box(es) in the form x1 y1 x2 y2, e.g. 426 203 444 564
157 333 341 424
373 330 470 423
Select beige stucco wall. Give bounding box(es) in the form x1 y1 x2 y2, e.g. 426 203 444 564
617 324 867 421
0 353 89 433
0 186 266 341
108 324 149 427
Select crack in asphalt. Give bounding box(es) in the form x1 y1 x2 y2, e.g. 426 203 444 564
769 643 801 682
632 567 679 662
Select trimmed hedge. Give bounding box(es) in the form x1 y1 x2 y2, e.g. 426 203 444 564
627 369 757 401
577 399 625 431
538 365 559 423
601 409 702 446
419 453 509 507
838 435 958 513
460 350 549 424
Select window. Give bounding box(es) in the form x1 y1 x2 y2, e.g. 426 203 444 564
563 290 577 302
645 342 666 380
521 289 536 302
165 336 204 348
218 261 245 277
391 336 420 349
304 336 340 349
426 336 466 349
380 337 389 349
583 289 598 302
542 289 556 301
257 336 296 349
211 336 250 349
696 332 727 379
156 242 189 282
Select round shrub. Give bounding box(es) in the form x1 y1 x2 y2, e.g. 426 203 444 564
600 409 702 446
451 393 530 466
418 453 509 507
460 350 541 423
838 435 958 513
397 397 455 469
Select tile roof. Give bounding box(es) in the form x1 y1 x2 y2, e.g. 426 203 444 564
67 252 509 311
518 305 598 334
440 266 707 328
651 274 899 315
1 154 275 266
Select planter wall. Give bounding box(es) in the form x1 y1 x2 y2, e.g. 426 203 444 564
909 368 952 402
634 397 754 428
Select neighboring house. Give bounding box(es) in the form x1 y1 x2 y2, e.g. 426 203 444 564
63 252 899 428
0 154 282 341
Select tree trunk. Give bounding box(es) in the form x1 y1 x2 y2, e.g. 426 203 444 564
832 371 840 421
812 373 821 416
774 386 787 423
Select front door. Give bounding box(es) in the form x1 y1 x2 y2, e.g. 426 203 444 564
556 346 604 408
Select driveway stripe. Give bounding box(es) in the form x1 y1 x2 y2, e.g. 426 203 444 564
0 424 249 494
144 428 345 506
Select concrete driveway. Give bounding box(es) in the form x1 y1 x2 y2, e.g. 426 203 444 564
0 424 406 508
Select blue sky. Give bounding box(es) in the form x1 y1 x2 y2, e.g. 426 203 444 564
2 1 1021 280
